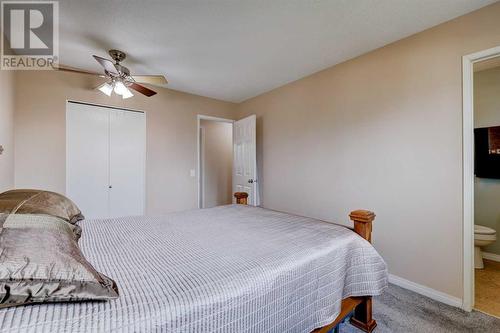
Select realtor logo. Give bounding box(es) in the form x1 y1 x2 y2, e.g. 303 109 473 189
1 1 58 70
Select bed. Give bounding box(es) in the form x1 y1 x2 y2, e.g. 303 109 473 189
0 193 387 333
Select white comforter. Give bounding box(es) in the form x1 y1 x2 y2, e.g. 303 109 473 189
0 205 387 333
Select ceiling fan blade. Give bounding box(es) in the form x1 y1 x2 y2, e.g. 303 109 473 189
53 64 104 76
93 55 119 74
128 82 157 97
131 75 168 86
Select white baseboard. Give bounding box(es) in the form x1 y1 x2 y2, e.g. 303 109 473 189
482 252 500 262
388 274 462 308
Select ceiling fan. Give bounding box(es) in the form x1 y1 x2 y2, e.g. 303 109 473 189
55 49 167 98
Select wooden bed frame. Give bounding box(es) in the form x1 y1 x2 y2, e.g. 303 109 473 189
234 192 377 333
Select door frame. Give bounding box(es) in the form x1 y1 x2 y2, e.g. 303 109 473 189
462 45 500 311
65 100 147 217
197 115 234 209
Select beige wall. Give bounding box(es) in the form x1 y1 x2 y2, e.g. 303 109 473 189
474 65 500 255
237 3 500 299
0 70 15 192
200 119 233 208
14 71 236 214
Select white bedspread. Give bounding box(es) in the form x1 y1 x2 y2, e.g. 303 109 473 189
0 205 387 333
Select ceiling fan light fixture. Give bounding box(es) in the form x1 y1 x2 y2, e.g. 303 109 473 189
71 50 161 98
114 81 128 96
121 87 134 99
97 82 113 96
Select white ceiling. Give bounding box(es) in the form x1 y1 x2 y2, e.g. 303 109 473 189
58 0 496 102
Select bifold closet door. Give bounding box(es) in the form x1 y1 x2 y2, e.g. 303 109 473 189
67 102 146 219
67 103 110 219
109 110 145 217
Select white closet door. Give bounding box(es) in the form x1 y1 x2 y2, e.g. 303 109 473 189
67 103 110 219
109 109 146 217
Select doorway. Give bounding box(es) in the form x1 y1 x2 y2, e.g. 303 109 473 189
463 46 500 313
197 116 234 208
472 56 500 317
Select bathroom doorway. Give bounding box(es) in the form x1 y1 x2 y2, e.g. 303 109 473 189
463 48 500 316
472 56 500 317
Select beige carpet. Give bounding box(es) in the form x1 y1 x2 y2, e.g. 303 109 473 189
475 259 500 318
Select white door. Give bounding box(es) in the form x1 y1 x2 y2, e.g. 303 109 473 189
66 102 146 219
109 110 146 217
67 103 110 219
233 115 259 206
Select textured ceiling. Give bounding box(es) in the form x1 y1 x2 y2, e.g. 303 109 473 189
57 0 496 102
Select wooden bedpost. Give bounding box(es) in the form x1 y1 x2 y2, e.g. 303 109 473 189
234 192 248 205
350 297 376 333
349 209 377 332
349 210 375 242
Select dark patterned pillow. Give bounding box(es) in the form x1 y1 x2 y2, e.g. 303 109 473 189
0 214 119 308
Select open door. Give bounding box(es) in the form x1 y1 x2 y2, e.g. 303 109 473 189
233 115 259 206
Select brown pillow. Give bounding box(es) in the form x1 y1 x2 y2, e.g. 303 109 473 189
0 214 118 308
0 189 84 224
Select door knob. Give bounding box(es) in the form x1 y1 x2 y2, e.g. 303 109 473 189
248 179 254 184
109 185 113 189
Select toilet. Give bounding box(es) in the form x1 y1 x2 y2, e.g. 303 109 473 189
474 224 497 269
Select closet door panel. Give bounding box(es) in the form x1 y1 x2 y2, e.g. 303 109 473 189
66 103 110 219
109 110 146 217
